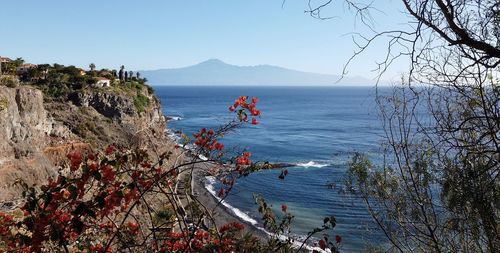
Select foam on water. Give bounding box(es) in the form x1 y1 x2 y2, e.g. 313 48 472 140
204 176 258 225
295 161 329 168
204 176 330 252
167 115 183 121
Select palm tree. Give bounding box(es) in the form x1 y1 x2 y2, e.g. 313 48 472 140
119 65 125 81
89 63 96 72
136 72 141 79
129 71 133 80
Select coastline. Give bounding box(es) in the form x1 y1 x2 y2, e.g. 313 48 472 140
187 159 270 240
165 124 328 251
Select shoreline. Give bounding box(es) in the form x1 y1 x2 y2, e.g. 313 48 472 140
188 160 269 240
165 123 324 252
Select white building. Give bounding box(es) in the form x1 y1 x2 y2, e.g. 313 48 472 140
94 77 111 87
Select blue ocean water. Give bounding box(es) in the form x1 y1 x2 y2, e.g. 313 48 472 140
155 86 388 251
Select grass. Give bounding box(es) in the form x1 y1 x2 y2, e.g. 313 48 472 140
134 93 150 113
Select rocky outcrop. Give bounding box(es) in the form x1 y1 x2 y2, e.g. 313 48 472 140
69 91 137 119
0 86 74 200
0 85 173 202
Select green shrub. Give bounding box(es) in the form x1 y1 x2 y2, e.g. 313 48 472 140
133 93 150 113
0 75 19 88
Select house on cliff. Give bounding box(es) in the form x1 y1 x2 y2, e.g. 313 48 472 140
17 63 37 73
78 68 86 76
0 56 12 63
93 77 111 87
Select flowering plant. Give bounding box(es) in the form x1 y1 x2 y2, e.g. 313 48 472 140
0 96 340 253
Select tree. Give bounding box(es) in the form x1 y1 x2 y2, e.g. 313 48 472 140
118 65 124 81
1 57 24 75
13 57 24 68
129 71 133 80
136 72 141 79
124 70 128 81
37 64 50 80
89 63 96 72
298 0 499 251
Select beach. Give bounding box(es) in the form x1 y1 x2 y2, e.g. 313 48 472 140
179 158 270 240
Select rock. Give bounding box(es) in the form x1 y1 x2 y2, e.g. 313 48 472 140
0 86 52 160
69 91 137 119
0 84 176 202
267 163 295 169
0 86 64 201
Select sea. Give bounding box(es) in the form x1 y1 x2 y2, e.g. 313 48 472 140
155 86 389 252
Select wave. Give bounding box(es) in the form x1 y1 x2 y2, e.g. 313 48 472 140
204 176 258 225
166 115 183 121
204 176 330 252
295 161 329 168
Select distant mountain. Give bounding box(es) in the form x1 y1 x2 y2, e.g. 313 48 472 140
140 59 374 86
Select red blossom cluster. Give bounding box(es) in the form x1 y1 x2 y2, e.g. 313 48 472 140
67 150 83 171
0 213 14 238
236 152 252 166
313 235 342 253
0 148 164 252
233 151 254 178
193 128 224 151
127 221 140 235
229 96 261 125
219 222 245 233
160 222 244 253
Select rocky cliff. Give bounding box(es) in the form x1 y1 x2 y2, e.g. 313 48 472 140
0 85 174 202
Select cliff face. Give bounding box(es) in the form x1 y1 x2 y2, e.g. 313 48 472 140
0 85 173 202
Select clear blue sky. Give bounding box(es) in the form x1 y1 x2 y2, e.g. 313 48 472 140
0 0 408 78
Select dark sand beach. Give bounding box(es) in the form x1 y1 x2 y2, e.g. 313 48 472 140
187 161 269 240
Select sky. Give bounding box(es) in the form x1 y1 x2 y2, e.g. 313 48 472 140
0 0 409 79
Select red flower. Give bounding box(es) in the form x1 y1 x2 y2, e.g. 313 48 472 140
127 221 140 234
220 222 244 233
88 153 96 161
281 204 288 213
101 165 116 183
67 151 82 170
232 222 244 230
318 239 327 250
251 118 259 125
105 145 115 155
214 142 224 151
217 188 225 198
90 244 104 252
251 109 261 116
236 152 252 166
252 97 258 103
335 234 342 244
88 162 98 171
